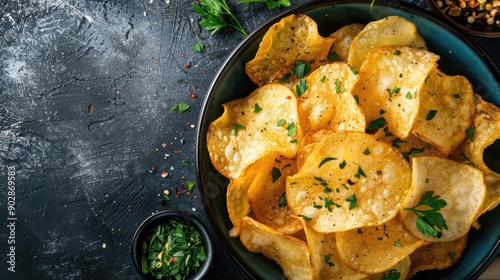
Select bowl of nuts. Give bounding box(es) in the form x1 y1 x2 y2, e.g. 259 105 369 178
427 0 500 37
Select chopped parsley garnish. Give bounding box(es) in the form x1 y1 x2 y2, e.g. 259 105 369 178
350 67 359 75
192 42 204 53
405 92 412 99
319 157 337 168
381 269 401 280
271 167 281 183
355 166 366 178
299 215 312 221
453 93 460 99
402 148 425 159
356 228 363 234
335 79 345 93
277 119 286 126
286 122 296 136
394 241 402 247
426 110 438 121
449 252 456 260
325 198 334 212
404 191 448 238
324 254 334 267
465 127 475 141
363 147 370 155
278 193 287 207
379 109 386 115
314 177 328 187
353 95 359 105
346 194 358 210
367 117 386 130
253 103 262 113
394 49 401 55
320 75 326 82
170 103 191 114
182 160 190 166
391 138 406 148
141 218 206 279
231 124 246 135
388 87 401 98
296 78 307 97
186 180 196 192
238 0 291 10
292 60 312 78
339 160 347 169
327 52 342 61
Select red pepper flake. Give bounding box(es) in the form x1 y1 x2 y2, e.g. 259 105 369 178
184 64 190 69
153 61 158 65
161 171 168 178
286 95 292 99
175 188 185 197
189 93 197 98
181 175 186 180
181 54 186 59
172 256 177 262
174 150 181 154
186 121 191 125
193 85 199 89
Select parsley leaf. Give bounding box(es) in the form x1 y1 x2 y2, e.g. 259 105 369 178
465 127 475 141
193 0 248 36
231 124 246 135
271 167 281 183
192 42 204 52
170 103 191 113
319 157 337 168
238 0 291 10
426 110 438 121
253 103 262 113
286 122 296 136
404 191 448 238
296 78 307 97
381 269 401 280
367 117 386 130
346 194 357 210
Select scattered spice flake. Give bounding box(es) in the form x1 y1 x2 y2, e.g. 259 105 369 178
184 64 190 69
161 171 168 178
189 93 197 98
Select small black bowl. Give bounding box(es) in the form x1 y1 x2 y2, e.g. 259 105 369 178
427 0 500 37
131 210 213 280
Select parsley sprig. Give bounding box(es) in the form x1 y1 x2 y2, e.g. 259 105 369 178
404 191 448 238
238 0 291 10
193 0 248 36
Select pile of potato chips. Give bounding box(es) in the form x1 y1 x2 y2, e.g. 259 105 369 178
207 14 500 280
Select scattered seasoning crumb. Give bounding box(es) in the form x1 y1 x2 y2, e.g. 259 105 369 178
161 171 168 178
189 93 197 98
102 243 107 249
162 143 167 148
88 104 94 114
190 124 196 128
184 64 190 69
192 207 197 212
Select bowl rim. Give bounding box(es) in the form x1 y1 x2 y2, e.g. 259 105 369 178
426 0 500 38
195 0 500 279
130 209 214 280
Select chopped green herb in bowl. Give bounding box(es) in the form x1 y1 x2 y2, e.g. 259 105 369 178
132 210 213 280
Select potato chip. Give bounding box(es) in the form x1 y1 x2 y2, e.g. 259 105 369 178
352 46 440 139
450 95 500 215
246 14 334 86
411 67 475 155
297 143 319 171
328 23 365 62
293 62 365 135
348 16 427 70
286 131 412 232
297 217 367 280
408 235 467 277
336 215 426 274
239 216 314 280
247 155 302 235
207 83 301 179
400 156 486 242
370 256 411 280
227 157 265 237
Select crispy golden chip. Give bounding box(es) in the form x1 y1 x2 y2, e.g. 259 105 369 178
450 95 500 215
412 67 475 155
400 156 486 242
370 256 411 280
239 216 314 280
297 217 367 280
286 131 412 232
247 155 302 235
328 23 365 62
293 62 365 135
246 14 334 86
207 84 301 179
352 46 440 139
408 235 467 277
336 215 426 274
348 16 427 70
227 157 265 237
297 143 318 172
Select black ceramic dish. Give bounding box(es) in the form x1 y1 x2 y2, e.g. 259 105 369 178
131 210 213 280
196 1 500 279
426 0 500 37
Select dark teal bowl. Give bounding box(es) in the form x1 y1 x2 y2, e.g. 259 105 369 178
196 1 500 279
